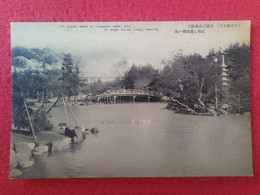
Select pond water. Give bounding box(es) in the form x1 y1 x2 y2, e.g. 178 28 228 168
20 103 252 178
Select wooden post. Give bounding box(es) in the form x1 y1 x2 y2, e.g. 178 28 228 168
63 97 69 126
64 97 79 127
114 96 116 104
46 96 60 114
24 100 37 141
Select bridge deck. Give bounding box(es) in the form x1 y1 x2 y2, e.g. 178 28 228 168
89 89 161 103
94 89 158 97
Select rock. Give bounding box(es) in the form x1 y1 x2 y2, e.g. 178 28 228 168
58 122 67 126
35 145 49 153
62 137 71 145
19 160 34 168
10 169 22 178
32 151 44 156
219 109 228 116
33 145 49 156
82 131 88 139
10 149 17 170
15 153 30 163
36 152 48 159
91 128 99 134
64 126 84 143
15 153 34 169
45 142 53 152
207 108 217 116
15 142 34 157
52 138 71 151
221 104 229 109
27 143 36 151
10 149 15 156
64 127 77 138
72 127 84 143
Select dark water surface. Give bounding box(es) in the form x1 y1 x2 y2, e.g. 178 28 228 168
20 103 252 178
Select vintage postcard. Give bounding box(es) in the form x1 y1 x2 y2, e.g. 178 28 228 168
10 21 252 178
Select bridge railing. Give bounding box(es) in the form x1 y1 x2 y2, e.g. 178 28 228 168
103 89 153 95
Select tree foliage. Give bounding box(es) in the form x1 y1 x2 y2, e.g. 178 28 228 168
122 64 158 90
11 70 54 132
156 43 250 114
11 47 65 132
224 43 250 111
12 71 30 130
11 46 59 70
119 43 250 115
59 53 81 97
157 53 216 113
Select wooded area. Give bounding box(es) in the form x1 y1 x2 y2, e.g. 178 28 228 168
11 43 250 132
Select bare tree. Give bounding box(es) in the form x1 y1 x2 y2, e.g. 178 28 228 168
113 58 129 78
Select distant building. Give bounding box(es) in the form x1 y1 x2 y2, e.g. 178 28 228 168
81 76 118 84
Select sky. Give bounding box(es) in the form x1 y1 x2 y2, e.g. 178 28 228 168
11 21 250 77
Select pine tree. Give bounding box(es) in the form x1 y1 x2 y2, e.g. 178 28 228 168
59 53 81 97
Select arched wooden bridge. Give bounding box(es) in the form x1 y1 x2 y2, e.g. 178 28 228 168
88 89 162 103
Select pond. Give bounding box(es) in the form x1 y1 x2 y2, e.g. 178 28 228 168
20 103 252 178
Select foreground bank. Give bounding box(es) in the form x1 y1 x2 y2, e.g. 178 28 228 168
10 131 76 178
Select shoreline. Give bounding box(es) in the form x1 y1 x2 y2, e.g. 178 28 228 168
10 130 75 178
